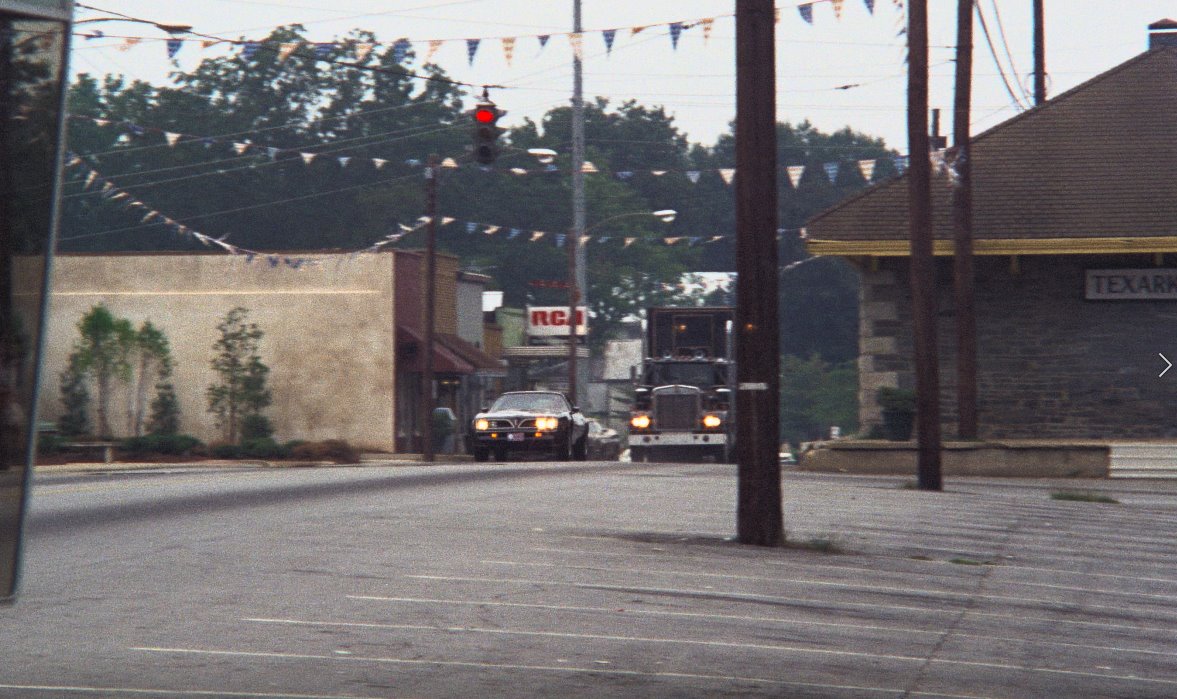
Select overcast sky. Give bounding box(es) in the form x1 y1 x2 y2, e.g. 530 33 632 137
71 1 1176 152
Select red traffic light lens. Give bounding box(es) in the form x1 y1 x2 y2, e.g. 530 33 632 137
474 108 495 124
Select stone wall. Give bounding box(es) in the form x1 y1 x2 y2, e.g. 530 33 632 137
40 252 397 450
859 254 1177 439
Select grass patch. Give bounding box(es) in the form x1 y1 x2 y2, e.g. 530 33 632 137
784 533 846 554
949 557 988 566
1050 491 1119 504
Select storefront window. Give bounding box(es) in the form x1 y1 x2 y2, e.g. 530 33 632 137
1 9 69 602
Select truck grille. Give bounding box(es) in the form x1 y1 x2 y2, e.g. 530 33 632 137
654 391 700 430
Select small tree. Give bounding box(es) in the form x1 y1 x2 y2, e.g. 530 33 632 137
207 307 272 443
71 305 132 438
58 352 90 436
147 381 180 435
128 321 173 436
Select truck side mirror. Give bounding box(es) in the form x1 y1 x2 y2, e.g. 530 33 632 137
572 406 581 413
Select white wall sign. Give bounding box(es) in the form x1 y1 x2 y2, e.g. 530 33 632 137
1086 269 1177 300
527 306 588 337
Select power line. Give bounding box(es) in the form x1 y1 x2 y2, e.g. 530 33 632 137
974 0 1029 110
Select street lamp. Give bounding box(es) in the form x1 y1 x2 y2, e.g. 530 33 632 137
566 209 677 406
74 16 193 35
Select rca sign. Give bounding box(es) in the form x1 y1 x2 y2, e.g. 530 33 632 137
527 306 588 337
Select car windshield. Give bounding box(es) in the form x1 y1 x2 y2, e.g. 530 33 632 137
645 362 725 387
490 393 567 413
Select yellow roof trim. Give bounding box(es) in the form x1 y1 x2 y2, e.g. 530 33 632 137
806 236 1177 257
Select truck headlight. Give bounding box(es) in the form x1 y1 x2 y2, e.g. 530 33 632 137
536 417 559 430
630 414 651 430
702 414 722 429
475 419 490 431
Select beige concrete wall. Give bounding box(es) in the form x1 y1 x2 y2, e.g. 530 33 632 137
799 441 1109 478
39 253 396 451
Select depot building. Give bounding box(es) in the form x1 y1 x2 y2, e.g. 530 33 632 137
805 24 1177 441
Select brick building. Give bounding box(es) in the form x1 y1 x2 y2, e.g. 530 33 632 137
806 31 1177 440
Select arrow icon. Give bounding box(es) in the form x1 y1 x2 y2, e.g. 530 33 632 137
1161 353 1173 378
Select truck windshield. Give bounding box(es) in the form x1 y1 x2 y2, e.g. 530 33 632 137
647 362 724 387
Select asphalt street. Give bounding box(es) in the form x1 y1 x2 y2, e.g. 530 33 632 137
3 461 1177 698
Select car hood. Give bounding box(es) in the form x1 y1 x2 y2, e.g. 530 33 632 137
476 409 568 419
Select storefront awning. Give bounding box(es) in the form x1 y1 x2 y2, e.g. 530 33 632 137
397 325 507 377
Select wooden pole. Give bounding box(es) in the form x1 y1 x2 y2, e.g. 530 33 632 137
1033 0 1046 106
953 0 977 439
735 0 783 544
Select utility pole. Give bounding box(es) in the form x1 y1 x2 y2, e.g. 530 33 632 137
568 0 586 406
1033 0 1046 106
734 0 782 545
908 0 943 490
953 0 977 439
421 153 439 461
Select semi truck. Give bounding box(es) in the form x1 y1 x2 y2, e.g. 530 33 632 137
628 306 735 463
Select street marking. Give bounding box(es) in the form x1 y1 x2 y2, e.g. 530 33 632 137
403 574 1177 633
1162 352 1173 377
234 619 1177 687
345 594 1177 658
127 646 991 698
0 684 385 699
488 558 1177 605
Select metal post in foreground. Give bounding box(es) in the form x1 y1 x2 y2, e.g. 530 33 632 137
422 153 439 461
567 227 579 405
734 0 782 545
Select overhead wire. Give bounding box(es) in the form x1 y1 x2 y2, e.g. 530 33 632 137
974 0 1029 111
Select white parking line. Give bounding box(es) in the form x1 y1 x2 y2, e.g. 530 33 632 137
344 594 1177 658
0 684 385 699
127 645 987 698
233 618 1177 687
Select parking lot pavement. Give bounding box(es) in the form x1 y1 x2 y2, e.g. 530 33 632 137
11 465 1177 698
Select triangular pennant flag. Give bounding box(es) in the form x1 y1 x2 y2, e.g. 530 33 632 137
718 168 735 185
266 147 280 160
508 228 521 240
624 237 637 248
166 39 183 59
201 40 219 49
241 42 260 60
109 192 129 202
787 165 805 188
529 231 546 242
338 156 351 167
314 43 333 59
597 237 611 245
701 18 714 43
687 237 702 246
858 159 876 181
141 211 160 223
580 235 591 245
441 217 455 226
392 38 411 64
686 170 701 184
929 150 947 175
776 8 782 23
709 236 725 244
355 43 374 62
300 152 316 165
510 168 528 175
823 162 839 183
164 132 181 147
669 22 683 50
466 38 480 65
799 4 814 24
118 38 141 52
617 171 634 180
484 226 501 235
268 255 280 268
581 161 598 173
537 35 550 51
652 170 667 177
466 222 478 234
664 237 684 246
602 29 616 55
864 0 875 13
93 118 110 127
441 157 459 168
405 158 421 167
426 40 443 62
277 42 298 62
233 142 249 155
832 0 845 20
631 25 649 37
501 37 516 66
568 33 583 60
372 158 387 169
893 155 909 173
554 233 566 247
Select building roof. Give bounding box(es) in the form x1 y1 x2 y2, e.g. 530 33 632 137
806 46 1177 255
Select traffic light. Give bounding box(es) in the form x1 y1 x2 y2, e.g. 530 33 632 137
472 101 504 165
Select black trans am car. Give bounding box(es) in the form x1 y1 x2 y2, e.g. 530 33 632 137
470 391 589 462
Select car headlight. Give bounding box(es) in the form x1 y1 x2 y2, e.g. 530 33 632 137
702 414 722 429
536 416 559 431
630 413 651 430
475 419 490 431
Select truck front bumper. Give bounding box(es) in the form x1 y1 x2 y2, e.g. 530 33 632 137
631 432 727 447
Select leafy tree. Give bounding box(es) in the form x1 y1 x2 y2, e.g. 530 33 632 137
70 305 132 438
207 307 271 443
128 321 174 436
147 382 180 436
779 354 858 446
57 352 90 436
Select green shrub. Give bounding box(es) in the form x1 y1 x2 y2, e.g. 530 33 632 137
289 439 360 464
240 414 274 442
210 443 243 459
121 434 202 456
38 433 68 455
877 387 916 412
241 437 286 458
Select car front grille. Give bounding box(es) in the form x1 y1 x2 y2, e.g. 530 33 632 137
654 391 700 430
487 419 514 429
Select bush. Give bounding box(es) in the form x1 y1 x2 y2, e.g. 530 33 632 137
210 442 243 459
38 433 68 455
241 437 286 458
121 434 202 456
240 414 274 441
877 387 916 412
289 439 360 464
